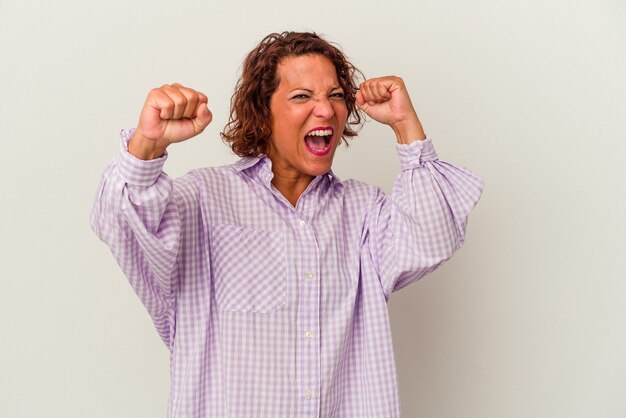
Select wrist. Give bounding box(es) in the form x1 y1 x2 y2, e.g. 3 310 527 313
390 115 426 144
128 131 169 160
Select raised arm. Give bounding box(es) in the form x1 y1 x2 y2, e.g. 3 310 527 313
358 76 483 297
90 84 212 346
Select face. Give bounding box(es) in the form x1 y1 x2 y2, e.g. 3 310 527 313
267 54 348 182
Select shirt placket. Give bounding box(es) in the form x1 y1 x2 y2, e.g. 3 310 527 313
295 191 322 417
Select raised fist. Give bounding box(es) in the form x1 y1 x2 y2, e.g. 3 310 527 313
129 83 213 160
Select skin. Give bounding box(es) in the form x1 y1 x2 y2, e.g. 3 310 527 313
128 54 426 206
267 54 348 205
128 83 213 160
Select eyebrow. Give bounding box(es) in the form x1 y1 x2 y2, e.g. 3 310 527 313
288 86 343 94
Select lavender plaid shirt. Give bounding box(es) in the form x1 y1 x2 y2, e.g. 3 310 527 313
91 129 483 418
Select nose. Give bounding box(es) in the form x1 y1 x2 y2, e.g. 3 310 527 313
313 97 335 119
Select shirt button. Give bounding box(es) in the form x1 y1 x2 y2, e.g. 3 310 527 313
299 220 306 228
305 272 313 281
305 330 314 340
305 389 313 399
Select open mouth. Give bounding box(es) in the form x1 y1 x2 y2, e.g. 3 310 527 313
304 127 333 156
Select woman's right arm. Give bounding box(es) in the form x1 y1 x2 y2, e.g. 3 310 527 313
90 84 212 346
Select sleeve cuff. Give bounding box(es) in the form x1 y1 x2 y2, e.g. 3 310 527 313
395 137 438 170
118 128 168 187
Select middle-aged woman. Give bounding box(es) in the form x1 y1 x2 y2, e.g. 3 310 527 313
91 31 483 418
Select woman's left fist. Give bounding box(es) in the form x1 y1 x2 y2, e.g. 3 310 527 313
356 76 426 143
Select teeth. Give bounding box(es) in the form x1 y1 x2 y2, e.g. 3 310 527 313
307 129 332 136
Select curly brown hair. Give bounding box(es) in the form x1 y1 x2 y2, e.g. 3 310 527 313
221 31 364 157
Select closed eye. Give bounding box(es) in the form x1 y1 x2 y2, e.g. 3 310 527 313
290 92 344 101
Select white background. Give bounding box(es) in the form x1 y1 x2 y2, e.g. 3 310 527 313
1 0 625 417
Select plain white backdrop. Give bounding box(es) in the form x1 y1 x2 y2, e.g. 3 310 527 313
1 0 625 417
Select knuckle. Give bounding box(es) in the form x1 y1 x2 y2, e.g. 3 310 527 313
163 97 175 110
178 86 193 96
173 95 187 108
186 91 199 102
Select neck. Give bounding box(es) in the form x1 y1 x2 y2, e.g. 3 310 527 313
270 169 314 207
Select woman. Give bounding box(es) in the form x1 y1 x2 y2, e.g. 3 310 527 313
92 31 483 418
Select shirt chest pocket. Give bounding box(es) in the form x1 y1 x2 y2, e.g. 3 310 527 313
210 224 286 313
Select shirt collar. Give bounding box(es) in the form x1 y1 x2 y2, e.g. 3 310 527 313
232 155 264 172
232 154 343 190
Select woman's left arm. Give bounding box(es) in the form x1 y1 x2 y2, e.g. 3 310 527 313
358 77 484 297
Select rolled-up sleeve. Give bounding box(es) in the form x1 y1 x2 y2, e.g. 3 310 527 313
366 137 484 298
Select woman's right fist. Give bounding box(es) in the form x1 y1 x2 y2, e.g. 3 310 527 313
129 84 213 160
